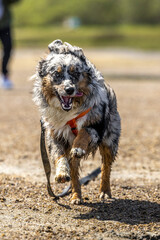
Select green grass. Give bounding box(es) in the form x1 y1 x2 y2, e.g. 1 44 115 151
14 25 160 50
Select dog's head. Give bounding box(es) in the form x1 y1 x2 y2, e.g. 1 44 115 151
37 40 93 111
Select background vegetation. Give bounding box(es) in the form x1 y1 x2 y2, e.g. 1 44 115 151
12 0 160 49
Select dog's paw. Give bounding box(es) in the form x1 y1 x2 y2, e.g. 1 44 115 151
55 173 70 183
70 193 82 205
99 192 105 200
55 157 70 183
99 191 112 201
70 148 86 158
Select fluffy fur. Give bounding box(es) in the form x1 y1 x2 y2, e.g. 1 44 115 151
33 40 121 204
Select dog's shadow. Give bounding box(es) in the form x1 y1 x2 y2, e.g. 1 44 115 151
74 198 160 225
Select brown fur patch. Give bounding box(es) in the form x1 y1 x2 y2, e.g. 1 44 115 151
57 66 62 73
70 65 75 72
72 128 91 151
72 73 90 109
69 157 81 202
78 73 90 96
55 154 65 163
99 145 114 198
42 76 55 104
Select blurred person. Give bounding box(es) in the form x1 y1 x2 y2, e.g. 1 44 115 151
0 0 20 89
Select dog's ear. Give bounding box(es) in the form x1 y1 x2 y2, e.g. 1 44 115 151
83 59 104 84
64 42 86 61
48 39 86 62
38 59 48 78
48 39 66 54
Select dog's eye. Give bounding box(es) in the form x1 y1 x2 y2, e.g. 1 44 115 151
70 71 80 82
54 71 61 78
52 71 62 84
74 72 80 78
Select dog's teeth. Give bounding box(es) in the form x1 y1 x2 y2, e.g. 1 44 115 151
62 103 72 110
62 103 66 108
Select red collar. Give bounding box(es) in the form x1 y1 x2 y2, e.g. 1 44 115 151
66 108 91 136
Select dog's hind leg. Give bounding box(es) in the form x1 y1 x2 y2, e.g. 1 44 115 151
99 144 114 200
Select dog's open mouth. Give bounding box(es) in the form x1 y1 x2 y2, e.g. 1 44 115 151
59 92 83 111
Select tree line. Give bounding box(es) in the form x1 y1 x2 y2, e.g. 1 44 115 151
13 0 160 26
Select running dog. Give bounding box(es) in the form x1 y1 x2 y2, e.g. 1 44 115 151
33 40 121 204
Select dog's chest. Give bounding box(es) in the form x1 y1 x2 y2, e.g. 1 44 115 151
44 105 76 128
56 116 86 141
45 107 87 145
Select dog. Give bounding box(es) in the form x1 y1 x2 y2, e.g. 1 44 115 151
33 40 121 204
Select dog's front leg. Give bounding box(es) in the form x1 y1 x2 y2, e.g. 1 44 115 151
69 156 81 204
47 135 70 184
71 128 91 158
54 154 70 183
70 128 91 204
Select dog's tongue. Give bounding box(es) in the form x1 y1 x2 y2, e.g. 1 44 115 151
75 92 83 97
62 96 71 106
61 93 83 111
62 93 83 104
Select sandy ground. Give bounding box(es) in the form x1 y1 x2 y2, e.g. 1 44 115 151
0 48 160 240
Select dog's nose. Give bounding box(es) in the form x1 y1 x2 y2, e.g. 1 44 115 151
65 87 75 95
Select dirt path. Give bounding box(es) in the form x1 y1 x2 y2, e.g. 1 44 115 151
0 49 160 239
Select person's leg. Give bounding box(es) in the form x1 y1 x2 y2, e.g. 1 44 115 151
0 26 12 77
0 26 13 89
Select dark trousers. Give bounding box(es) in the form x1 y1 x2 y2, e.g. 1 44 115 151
0 26 12 76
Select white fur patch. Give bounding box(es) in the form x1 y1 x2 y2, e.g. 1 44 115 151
55 157 70 180
71 148 86 158
45 109 88 145
55 125 75 145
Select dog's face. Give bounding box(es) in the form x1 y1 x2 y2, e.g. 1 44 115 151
38 54 90 111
